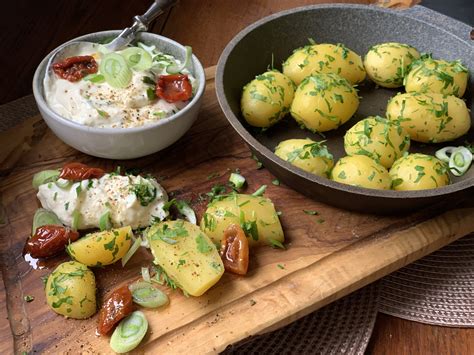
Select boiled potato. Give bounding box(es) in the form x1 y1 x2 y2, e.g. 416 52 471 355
364 42 420 88
390 153 450 191
404 57 468 97
147 220 224 297
283 43 366 85
331 155 391 190
274 138 334 177
344 116 410 169
66 226 133 267
386 92 470 143
290 73 359 132
241 70 295 127
200 194 284 247
45 261 96 319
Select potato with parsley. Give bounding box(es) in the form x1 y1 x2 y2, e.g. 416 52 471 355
274 138 334 177
344 116 410 169
201 194 284 247
291 73 359 132
45 261 96 319
404 57 468 97
66 226 133 267
241 70 295 127
331 155 391 190
390 153 450 191
386 92 470 143
364 42 420 88
147 220 224 297
283 43 366 85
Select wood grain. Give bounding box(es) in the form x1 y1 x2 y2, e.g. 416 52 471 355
0 67 473 353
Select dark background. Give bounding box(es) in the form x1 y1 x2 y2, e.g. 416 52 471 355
0 0 472 105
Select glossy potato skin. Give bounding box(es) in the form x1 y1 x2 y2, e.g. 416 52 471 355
200 194 284 247
389 153 450 191
148 220 224 297
331 155 391 190
275 138 334 177
241 71 295 127
290 73 359 132
66 226 133 267
364 42 420 88
386 92 470 143
344 116 410 169
45 261 96 319
283 43 366 85
404 58 468 97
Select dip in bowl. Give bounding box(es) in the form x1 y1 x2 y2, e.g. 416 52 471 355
33 31 205 159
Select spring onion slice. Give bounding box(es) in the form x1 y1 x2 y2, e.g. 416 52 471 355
141 267 151 283
252 185 267 197
120 47 153 71
99 211 112 231
110 311 148 354
163 199 197 224
137 42 156 56
166 46 192 74
435 146 456 163
121 237 142 267
55 179 72 189
32 208 62 234
128 281 169 308
448 147 473 176
71 210 81 231
32 170 60 189
229 173 246 189
83 73 105 83
99 53 132 88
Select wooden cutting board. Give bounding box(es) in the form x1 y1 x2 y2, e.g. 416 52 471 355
1 67 473 354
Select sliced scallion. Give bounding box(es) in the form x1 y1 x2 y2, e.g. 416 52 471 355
448 147 473 176
120 47 153 71
99 53 132 88
251 185 267 197
55 179 72 189
166 46 192 74
128 281 169 308
32 170 60 189
83 73 105 84
141 267 151 283
121 237 142 267
99 211 112 231
71 210 81 231
32 208 62 234
229 173 246 189
435 146 456 163
110 311 148 354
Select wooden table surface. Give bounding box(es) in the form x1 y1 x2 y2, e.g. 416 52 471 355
0 0 472 354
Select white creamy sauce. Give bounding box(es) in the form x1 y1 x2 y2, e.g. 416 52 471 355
44 44 195 128
37 174 168 229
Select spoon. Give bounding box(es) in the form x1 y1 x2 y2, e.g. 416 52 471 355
46 0 177 75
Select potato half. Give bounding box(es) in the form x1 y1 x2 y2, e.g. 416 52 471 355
290 73 359 132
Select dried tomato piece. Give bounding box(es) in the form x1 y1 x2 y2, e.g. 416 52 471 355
52 55 98 82
24 225 79 258
97 285 134 335
156 74 192 103
220 224 249 275
59 162 105 181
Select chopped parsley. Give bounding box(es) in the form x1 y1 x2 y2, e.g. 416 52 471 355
196 233 213 253
131 179 157 206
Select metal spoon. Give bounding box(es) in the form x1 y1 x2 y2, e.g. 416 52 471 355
46 0 177 74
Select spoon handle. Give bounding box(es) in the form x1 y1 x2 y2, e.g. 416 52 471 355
139 0 178 28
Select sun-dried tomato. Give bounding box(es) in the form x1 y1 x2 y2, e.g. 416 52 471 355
220 224 249 275
52 55 98 82
59 162 105 181
97 285 134 335
156 74 192 103
24 225 79 258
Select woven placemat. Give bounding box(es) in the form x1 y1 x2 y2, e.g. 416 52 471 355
379 233 474 327
223 282 380 355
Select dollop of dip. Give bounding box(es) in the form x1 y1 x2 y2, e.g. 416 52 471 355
44 42 195 128
37 174 168 229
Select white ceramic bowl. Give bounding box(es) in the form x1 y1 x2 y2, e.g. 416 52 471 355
33 30 206 160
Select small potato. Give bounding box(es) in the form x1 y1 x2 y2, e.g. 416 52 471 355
274 138 334 177
386 92 470 143
390 153 450 191
148 220 224 297
45 261 96 319
404 57 469 97
290 73 359 132
66 226 133 267
200 194 284 247
241 70 295 127
344 116 410 169
331 155 391 190
283 43 366 85
364 42 420 88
